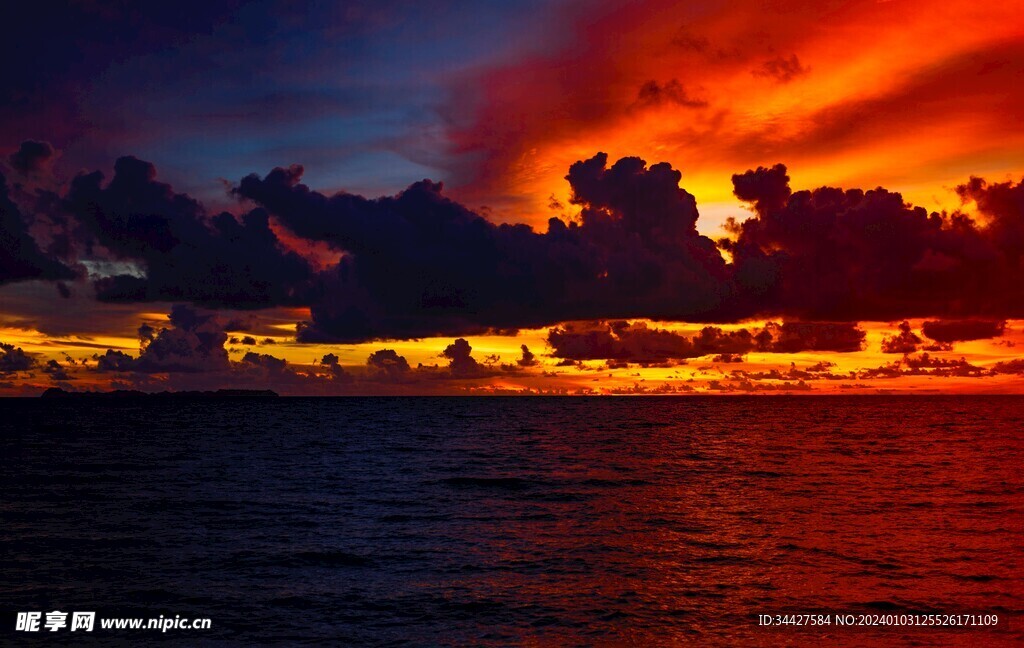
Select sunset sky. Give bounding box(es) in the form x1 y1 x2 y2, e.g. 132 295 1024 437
2 0 1023 395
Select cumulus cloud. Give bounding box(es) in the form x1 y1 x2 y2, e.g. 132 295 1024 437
318 352 351 381
241 351 287 372
708 378 812 392
858 353 990 379
765 321 865 353
992 359 1024 375
712 353 745 363
502 344 539 372
517 344 538 367
88 305 368 392
956 176 1024 256
135 305 230 373
42 358 72 381
235 153 734 342
881 321 922 354
921 319 1006 343
97 305 230 373
723 165 1024 321
95 349 135 371
731 163 791 215
65 156 312 308
89 307 513 391
5 149 1024 352
548 321 689 363
546 320 864 362
366 349 411 379
442 338 487 378
0 171 76 285
732 360 847 382
0 342 36 374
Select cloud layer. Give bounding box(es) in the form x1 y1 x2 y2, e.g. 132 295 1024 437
2 146 1024 351
547 320 865 363
66 157 312 308
724 165 1024 321
0 170 75 285
234 152 733 341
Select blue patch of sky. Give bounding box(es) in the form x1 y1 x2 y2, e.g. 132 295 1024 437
61 0 566 203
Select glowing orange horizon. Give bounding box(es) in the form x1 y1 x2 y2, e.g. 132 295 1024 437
2 316 1022 396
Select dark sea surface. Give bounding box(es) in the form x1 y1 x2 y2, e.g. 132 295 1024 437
1 396 1021 646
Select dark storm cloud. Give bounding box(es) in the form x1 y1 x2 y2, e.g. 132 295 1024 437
881 321 923 354
95 349 135 372
8 140 55 176
920 319 1006 343
723 165 1024 321
731 164 791 215
241 351 287 372
992 359 1024 375
6 147 1024 344
0 342 36 374
0 171 76 285
236 153 734 342
765 321 865 353
133 305 230 373
546 321 689 364
546 320 864 362
97 305 230 373
710 353 744 363
85 304 501 392
501 344 538 372
956 175 1024 261
442 338 487 378
516 344 538 367
88 304 366 392
319 352 351 381
65 156 312 308
366 349 411 378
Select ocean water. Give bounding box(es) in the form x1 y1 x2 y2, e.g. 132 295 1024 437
0 396 1021 646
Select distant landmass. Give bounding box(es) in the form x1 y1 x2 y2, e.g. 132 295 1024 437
40 388 279 399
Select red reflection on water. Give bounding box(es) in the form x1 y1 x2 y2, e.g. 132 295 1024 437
455 397 1023 645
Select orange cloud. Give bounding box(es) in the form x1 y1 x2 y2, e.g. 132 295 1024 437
443 0 1024 230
